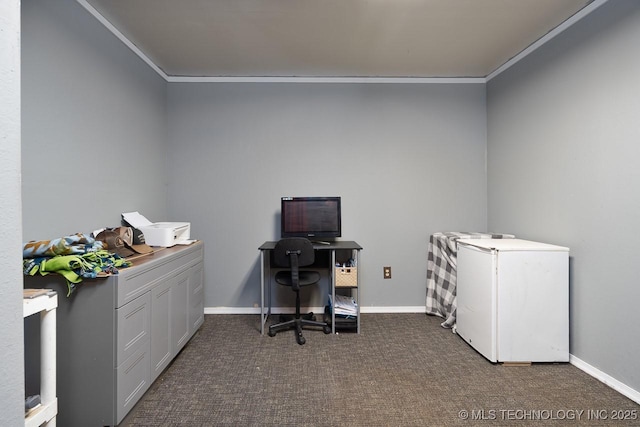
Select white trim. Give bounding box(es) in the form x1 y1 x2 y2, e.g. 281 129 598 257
570 354 640 405
77 0 606 85
73 0 482 85
166 76 484 84
487 0 609 81
205 307 262 315
206 306 327 315
205 305 426 315
360 306 426 314
205 306 327 315
75 0 169 80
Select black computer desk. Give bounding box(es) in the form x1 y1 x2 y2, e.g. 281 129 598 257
258 240 362 334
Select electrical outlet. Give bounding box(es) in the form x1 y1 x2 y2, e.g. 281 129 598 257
383 266 392 279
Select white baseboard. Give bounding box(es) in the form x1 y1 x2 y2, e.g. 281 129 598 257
205 306 327 315
205 306 262 315
570 354 640 405
359 306 426 313
204 306 427 315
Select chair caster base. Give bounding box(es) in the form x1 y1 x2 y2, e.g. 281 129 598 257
268 315 330 344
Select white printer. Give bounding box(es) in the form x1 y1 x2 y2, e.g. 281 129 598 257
122 211 191 247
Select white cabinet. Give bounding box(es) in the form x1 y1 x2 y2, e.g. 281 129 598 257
456 239 569 363
24 241 204 426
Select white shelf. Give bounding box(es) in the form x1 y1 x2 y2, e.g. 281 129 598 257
24 290 58 427
23 290 57 317
25 401 58 427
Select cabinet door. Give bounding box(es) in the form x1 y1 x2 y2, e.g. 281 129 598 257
189 264 205 334
150 279 172 381
116 340 151 424
116 292 151 365
151 269 191 380
172 270 190 354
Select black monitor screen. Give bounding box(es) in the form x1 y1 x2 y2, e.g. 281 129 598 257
281 197 341 238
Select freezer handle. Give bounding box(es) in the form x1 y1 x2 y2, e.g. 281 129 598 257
458 242 494 254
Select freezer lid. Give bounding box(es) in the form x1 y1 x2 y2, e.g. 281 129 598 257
457 238 569 252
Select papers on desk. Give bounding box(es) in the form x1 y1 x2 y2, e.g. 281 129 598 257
328 294 358 318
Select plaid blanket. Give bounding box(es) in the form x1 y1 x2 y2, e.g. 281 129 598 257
426 232 515 328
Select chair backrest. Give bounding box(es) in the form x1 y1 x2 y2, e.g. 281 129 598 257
273 238 315 268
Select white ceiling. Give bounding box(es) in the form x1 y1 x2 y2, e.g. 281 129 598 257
80 0 602 81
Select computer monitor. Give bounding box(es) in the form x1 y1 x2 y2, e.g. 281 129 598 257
280 196 341 239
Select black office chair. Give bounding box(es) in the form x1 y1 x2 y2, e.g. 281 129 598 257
268 238 331 344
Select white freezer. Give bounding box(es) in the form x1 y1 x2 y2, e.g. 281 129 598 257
456 238 569 363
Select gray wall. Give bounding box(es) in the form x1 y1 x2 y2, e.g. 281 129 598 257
487 0 640 394
21 0 169 242
11 0 640 413
1 1 24 424
15 0 170 419
167 82 488 310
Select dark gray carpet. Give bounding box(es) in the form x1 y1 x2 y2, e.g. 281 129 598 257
121 314 640 426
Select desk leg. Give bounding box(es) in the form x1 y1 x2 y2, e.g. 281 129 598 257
331 250 336 334
260 250 273 335
356 249 361 334
260 250 272 335
260 251 265 335
266 257 271 327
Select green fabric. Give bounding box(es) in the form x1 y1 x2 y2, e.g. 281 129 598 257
40 255 92 283
24 250 132 296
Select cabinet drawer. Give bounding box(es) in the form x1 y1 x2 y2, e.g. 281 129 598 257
117 244 204 307
116 340 151 424
116 292 151 365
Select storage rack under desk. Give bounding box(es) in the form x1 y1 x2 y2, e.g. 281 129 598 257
258 240 362 335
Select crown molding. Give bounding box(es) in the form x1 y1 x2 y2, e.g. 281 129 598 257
487 0 609 81
76 0 170 80
166 76 485 84
78 0 608 85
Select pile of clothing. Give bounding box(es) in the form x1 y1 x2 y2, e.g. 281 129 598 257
23 233 132 296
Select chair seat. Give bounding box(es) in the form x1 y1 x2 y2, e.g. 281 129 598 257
275 270 320 287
